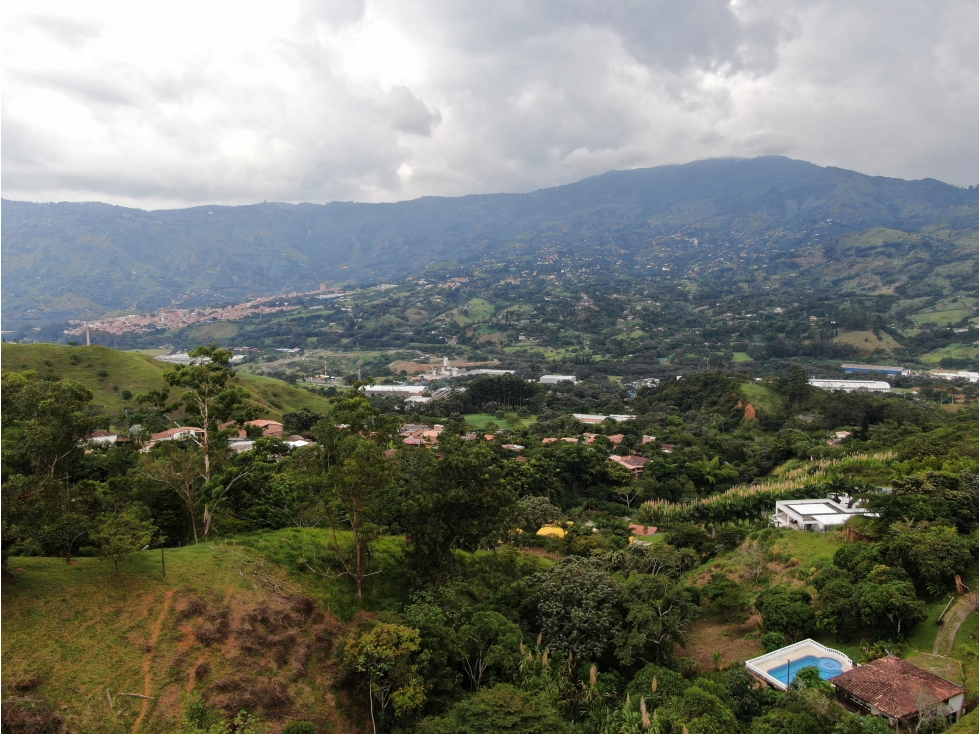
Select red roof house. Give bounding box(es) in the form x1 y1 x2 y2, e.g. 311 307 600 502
247 419 284 437
608 454 650 476
831 655 965 728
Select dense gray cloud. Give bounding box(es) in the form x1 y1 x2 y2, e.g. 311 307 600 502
1 0 976 208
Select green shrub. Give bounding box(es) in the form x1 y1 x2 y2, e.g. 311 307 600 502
760 631 787 653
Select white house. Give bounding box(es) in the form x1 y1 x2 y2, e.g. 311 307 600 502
773 496 874 531
86 430 118 445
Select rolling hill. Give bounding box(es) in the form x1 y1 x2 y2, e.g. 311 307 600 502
0 343 335 421
4 156 978 329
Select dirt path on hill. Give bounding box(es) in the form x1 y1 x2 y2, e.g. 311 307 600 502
133 589 175 733
933 593 978 657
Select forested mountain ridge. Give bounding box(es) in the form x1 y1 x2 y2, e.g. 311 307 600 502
4 156 978 329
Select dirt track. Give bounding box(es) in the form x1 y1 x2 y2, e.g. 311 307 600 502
933 593 978 657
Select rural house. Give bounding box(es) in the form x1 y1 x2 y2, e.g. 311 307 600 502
831 655 965 730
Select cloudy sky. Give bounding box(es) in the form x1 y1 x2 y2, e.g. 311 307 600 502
2 0 977 208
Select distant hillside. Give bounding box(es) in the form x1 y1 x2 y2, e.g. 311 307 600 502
4 156 978 328
0 343 334 421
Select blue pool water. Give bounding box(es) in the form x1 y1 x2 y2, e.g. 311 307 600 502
766 655 844 685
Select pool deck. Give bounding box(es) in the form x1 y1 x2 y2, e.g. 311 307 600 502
746 639 855 690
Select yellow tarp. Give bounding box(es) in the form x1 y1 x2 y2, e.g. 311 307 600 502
536 522 572 538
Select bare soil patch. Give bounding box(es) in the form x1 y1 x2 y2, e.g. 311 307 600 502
683 617 764 673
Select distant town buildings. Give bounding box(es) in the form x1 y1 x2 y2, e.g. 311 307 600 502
573 413 635 424
841 363 911 377
809 379 891 393
361 384 427 397
63 291 316 337
930 369 979 383
155 353 246 365
539 375 577 384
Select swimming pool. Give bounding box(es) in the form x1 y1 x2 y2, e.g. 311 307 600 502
766 655 844 685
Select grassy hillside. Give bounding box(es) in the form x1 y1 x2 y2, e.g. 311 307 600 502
739 382 782 414
0 343 336 421
1 532 380 733
832 329 902 355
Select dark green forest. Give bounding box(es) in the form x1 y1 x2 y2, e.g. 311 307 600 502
4 341 979 733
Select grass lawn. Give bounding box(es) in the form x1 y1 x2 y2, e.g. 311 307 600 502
732 352 753 362
949 710 979 733
953 611 979 711
832 330 903 354
127 348 174 356
768 528 845 567
185 321 241 341
913 310 975 326
444 297 495 325
905 594 956 654
919 343 979 366
911 297 975 327
465 413 537 431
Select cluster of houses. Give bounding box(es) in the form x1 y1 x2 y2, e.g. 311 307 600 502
400 423 444 446
746 640 966 731
87 419 315 454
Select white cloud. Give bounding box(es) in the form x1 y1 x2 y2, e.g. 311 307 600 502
1 0 976 209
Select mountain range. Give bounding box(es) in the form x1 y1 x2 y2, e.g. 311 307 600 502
3 156 978 329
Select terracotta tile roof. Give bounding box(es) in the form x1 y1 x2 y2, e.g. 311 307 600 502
150 426 204 441
609 454 650 472
832 656 964 720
